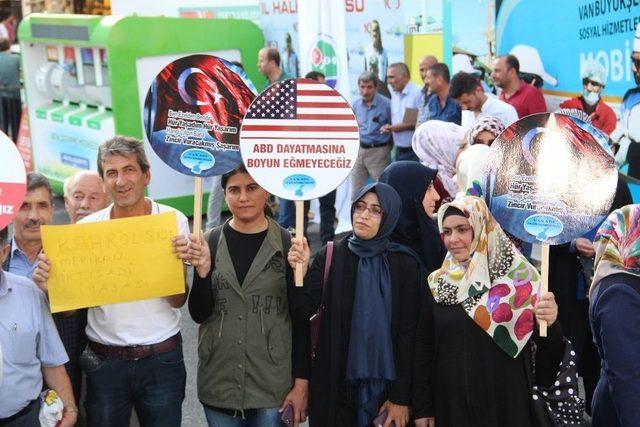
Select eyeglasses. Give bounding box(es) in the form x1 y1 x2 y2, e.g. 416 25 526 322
353 201 383 218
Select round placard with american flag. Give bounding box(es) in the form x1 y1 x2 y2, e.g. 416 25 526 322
240 78 359 200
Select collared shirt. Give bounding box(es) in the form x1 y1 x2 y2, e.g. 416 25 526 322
81 199 189 346
390 81 423 148
424 93 462 125
352 92 391 146
479 96 519 127
6 238 40 278
499 80 547 118
0 270 68 418
416 90 430 127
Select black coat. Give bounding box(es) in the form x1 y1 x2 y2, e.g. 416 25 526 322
548 179 632 409
413 286 565 426
290 237 421 427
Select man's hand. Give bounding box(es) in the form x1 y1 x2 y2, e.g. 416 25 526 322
59 407 78 427
32 253 51 295
380 124 393 134
415 417 435 427
379 400 409 427
575 237 595 258
279 378 308 427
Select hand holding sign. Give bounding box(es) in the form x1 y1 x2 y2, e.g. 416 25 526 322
143 55 256 234
483 113 617 335
240 78 359 284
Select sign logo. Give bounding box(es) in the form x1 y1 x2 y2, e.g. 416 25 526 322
180 148 215 174
309 33 339 88
283 174 316 197
523 214 564 242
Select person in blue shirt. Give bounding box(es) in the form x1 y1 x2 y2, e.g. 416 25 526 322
589 204 640 427
0 226 78 426
2 172 53 278
423 63 461 126
350 71 392 198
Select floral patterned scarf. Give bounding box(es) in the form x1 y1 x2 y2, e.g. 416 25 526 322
590 204 640 296
427 196 541 357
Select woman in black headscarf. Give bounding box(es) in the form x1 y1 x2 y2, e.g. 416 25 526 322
288 182 421 427
379 161 446 274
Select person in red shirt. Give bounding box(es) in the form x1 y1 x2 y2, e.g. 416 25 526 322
492 54 547 117
559 59 617 135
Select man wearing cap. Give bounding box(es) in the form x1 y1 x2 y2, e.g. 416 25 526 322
612 24 640 178
492 54 547 118
559 59 616 135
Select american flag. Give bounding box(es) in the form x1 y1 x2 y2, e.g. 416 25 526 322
241 78 359 140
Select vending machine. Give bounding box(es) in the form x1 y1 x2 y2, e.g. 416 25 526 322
19 14 263 214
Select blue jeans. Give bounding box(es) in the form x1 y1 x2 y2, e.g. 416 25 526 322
83 344 186 427
203 406 281 427
278 198 296 229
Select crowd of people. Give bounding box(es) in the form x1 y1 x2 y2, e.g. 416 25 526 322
1 44 640 427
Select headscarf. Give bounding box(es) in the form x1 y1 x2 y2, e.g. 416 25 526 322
590 204 640 296
412 120 464 196
427 196 541 358
379 161 446 273
346 182 412 426
455 144 491 197
467 115 505 146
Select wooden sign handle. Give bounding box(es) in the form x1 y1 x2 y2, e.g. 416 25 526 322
295 200 304 287
539 243 549 337
193 177 203 237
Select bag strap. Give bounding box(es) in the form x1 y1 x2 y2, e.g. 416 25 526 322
206 226 223 272
320 241 334 307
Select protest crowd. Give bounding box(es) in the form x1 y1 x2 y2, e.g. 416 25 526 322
3 10 640 427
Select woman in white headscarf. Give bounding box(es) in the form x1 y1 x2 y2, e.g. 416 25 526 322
412 120 465 196
455 143 491 197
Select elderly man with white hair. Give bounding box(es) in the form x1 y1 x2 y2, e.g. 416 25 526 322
63 170 110 224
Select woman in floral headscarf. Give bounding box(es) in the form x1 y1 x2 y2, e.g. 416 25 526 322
589 205 640 427
413 196 566 427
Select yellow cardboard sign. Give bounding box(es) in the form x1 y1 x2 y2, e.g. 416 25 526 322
41 212 185 313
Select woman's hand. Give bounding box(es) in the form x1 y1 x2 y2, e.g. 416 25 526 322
378 400 409 427
534 291 558 327
287 237 310 278
279 378 308 427
415 417 435 427
172 232 211 278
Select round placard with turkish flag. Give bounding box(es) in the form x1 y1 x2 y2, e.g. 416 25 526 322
482 112 617 245
0 133 26 230
143 55 257 177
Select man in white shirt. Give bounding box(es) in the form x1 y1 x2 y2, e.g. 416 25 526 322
33 136 189 427
449 71 519 127
381 62 423 161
